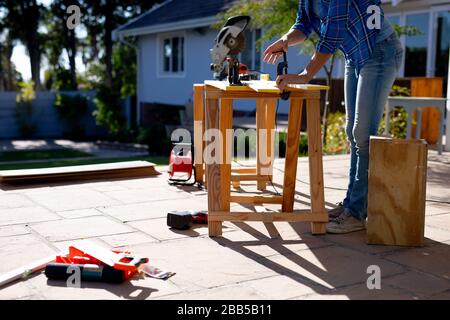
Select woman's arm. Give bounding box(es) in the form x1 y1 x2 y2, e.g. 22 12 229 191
276 51 332 90
263 29 307 65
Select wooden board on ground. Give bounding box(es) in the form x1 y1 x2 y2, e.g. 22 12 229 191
0 161 160 184
367 137 428 247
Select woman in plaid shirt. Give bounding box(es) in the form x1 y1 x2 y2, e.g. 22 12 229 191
264 0 404 234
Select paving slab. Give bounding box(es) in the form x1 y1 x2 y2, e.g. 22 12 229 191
0 206 60 226
0 225 30 237
25 188 120 211
128 218 234 241
30 216 133 242
323 230 409 255
300 283 417 300
425 213 450 232
100 232 158 248
0 271 182 300
260 245 405 290
0 194 35 209
0 152 448 300
55 208 103 219
425 203 450 216
99 197 208 222
103 188 190 204
129 237 279 291
384 243 450 280
424 226 450 243
159 283 265 300
0 234 57 274
383 271 450 299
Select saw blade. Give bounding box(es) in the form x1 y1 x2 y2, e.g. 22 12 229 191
225 33 246 55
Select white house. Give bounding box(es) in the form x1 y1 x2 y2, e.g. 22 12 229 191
113 0 449 125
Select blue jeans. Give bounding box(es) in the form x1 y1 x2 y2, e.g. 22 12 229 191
343 33 404 220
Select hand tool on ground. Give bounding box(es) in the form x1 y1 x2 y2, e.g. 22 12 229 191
45 263 126 284
210 15 253 86
0 254 59 288
167 210 208 230
45 241 149 283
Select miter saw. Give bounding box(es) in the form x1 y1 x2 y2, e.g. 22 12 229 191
210 15 253 86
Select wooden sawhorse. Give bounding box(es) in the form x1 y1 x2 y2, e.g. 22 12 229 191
194 80 329 236
194 84 278 191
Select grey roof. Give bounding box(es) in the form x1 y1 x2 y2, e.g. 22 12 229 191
118 0 236 32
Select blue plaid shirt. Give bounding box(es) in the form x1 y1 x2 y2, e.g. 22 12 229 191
293 0 385 72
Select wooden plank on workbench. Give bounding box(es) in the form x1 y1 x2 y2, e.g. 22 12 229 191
247 81 329 93
204 80 254 92
205 80 329 93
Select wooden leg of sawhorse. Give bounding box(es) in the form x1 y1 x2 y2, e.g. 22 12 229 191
194 84 205 185
220 99 233 212
205 95 223 236
282 98 303 212
307 98 327 235
256 98 277 191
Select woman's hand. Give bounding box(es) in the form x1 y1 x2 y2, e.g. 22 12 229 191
263 36 288 65
276 73 312 91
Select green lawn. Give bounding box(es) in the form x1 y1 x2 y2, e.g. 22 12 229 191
0 149 92 162
0 155 168 171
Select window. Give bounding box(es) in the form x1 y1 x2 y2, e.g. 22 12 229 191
434 10 450 79
404 13 429 77
386 15 400 26
161 35 185 74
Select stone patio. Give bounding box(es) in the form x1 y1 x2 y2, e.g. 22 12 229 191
0 151 449 300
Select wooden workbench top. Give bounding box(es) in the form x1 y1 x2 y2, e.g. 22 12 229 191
204 80 329 93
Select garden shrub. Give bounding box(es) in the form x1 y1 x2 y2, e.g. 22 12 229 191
378 85 410 139
54 94 88 140
93 85 126 137
16 82 37 138
137 126 171 156
324 112 349 155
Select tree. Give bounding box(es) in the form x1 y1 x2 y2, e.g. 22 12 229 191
80 1 162 138
219 0 341 145
1 0 45 91
80 0 163 89
44 0 81 90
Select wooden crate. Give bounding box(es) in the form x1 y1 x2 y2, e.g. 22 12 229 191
367 137 428 247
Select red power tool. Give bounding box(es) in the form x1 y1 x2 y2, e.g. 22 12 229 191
168 142 200 187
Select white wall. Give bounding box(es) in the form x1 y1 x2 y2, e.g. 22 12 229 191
138 29 217 107
137 28 344 115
